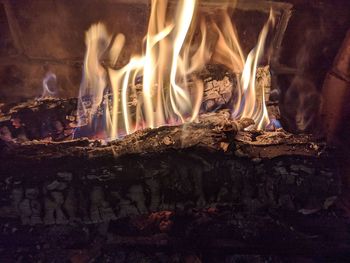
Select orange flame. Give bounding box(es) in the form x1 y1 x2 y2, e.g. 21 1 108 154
77 1 276 140
239 9 275 130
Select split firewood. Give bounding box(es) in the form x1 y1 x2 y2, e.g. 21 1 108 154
197 64 238 112
197 64 278 119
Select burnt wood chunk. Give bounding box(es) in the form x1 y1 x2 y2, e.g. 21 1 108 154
0 97 78 142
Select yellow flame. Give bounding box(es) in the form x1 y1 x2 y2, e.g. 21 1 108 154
240 10 275 130
79 23 110 121
77 1 276 140
169 0 197 123
210 8 275 130
211 10 245 74
109 33 126 66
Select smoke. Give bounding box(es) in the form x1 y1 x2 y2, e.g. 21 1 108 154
283 18 328 133
41 72 58 98
285 76 322 132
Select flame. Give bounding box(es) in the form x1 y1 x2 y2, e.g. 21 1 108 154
211 10 245 73
238 10 275 130
76 1 276 140
76 23 111 128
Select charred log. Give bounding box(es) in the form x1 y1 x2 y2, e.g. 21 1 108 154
0 111 343 259
0 97 78 142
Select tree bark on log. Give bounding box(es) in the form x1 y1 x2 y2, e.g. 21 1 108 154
0 111 344 260
0 97 78 141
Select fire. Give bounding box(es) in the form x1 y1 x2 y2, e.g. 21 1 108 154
237 10 275 130
76 0 276 140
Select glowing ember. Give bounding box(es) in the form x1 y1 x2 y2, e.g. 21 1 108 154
76 0 276 140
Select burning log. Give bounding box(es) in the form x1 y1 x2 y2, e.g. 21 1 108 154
198 64 238 112
0 110 342 258
198 64 277 118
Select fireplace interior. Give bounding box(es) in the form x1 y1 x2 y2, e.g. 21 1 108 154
0 0 350 262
